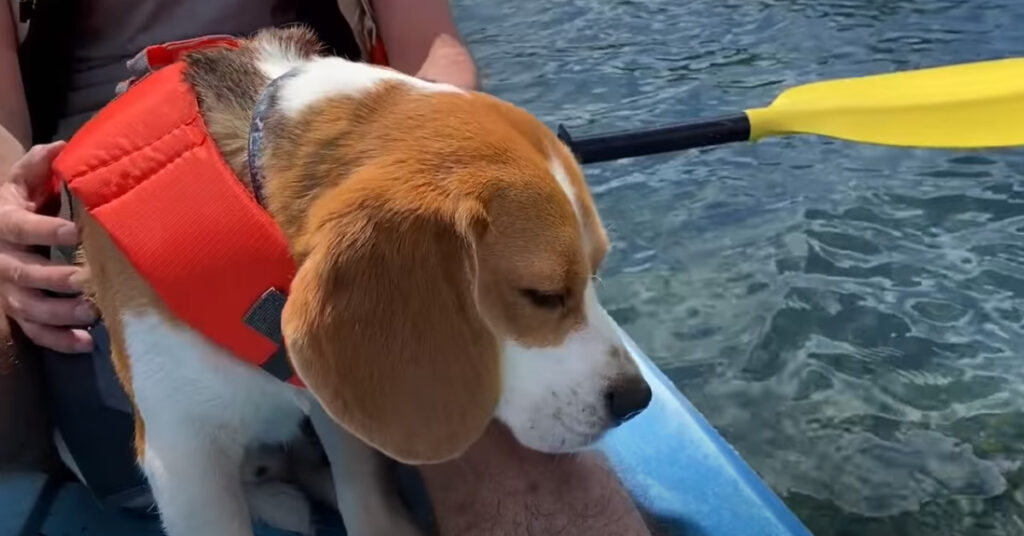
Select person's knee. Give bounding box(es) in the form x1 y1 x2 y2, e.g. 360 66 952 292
419 423 652 536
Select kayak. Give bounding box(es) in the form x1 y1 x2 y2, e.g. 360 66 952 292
598 326 812 536
1 324 812 536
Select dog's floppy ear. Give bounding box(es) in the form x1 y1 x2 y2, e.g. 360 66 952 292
281 174 499 464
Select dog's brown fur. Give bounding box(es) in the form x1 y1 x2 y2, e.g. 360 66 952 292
184 27 325 184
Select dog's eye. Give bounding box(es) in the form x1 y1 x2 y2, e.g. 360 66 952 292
521 289 566 310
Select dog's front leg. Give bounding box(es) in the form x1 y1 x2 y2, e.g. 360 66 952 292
141 420 253 536
310 404 422 536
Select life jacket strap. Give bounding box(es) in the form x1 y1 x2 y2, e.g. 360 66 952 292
116 35 241 95
243 289 298 384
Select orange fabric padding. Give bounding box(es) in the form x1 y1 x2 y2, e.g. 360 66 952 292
52 62 299 383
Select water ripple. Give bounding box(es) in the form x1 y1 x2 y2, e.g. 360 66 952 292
454 0 1024 533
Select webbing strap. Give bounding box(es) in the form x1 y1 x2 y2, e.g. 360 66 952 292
243 289 294 382
130 35 239 72
54 181 76 265
248 70 300 207
117 35 240 95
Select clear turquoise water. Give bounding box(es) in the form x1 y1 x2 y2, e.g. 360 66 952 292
452 1 1024 534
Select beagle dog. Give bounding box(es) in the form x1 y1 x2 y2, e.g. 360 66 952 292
75 27 651 536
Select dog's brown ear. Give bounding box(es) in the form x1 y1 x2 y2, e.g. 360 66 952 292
282 177 499 464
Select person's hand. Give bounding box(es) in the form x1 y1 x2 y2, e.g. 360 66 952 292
0 142 95 353
414 33 478 91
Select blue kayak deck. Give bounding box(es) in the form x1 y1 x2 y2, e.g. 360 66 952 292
599 327 811 536
1 328 811 536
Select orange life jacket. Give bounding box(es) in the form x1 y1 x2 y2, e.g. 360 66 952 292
50 36 375 385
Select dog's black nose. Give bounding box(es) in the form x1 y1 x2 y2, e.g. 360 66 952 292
605 377 652 425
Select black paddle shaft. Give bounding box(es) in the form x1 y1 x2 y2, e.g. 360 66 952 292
557 113 751 164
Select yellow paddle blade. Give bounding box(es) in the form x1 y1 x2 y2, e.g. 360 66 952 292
745 57 1024 148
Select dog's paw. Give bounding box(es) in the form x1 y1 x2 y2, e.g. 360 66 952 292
288 425 338 508
241 444 289 485
245 481 314 535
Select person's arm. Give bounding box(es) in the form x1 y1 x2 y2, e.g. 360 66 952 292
420 423 652 536
0 3 62 472
0 3 95 354
372 0 479 90
1 1 30 165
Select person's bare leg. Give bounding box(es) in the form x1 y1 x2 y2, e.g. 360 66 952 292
0 314 58 472
420 423 651 536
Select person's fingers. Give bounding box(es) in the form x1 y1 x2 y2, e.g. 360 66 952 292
0 206 78 247
0 249 84 293
5 142 65 190
18 319 93 354
1 285 97 327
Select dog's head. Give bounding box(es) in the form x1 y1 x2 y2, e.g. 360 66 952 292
244 31 651 464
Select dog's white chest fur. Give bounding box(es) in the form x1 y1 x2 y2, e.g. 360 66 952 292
121 310 419 536
124 311 313 535
123 310 309 446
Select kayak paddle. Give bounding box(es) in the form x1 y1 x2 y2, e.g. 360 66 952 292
557 57 1024 164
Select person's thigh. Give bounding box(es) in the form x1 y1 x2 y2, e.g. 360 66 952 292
0 315 58 472
38 320 148 504
421 423 652 536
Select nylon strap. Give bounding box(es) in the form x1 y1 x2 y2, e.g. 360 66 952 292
243 289 293 382
248 69 300 207
117 35 240 96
